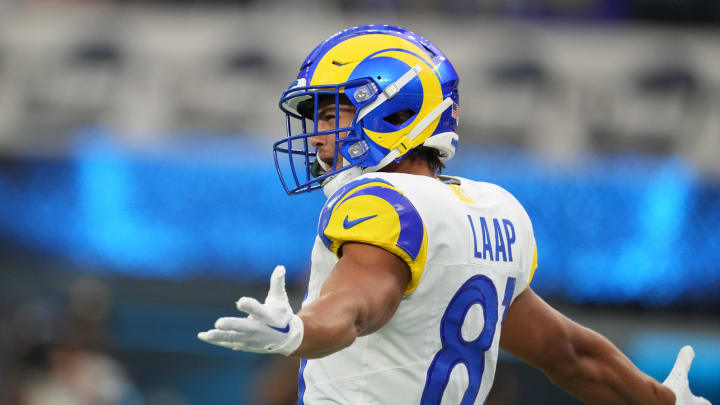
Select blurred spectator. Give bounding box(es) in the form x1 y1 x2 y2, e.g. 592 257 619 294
15 345 141 405
4 278 142 405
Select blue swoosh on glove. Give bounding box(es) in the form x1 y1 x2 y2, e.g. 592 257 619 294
266 323 290 333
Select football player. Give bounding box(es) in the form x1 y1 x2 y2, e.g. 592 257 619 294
199 25 710 405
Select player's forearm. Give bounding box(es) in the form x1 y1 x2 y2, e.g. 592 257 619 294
290 244 407 359
547 326 675 405
291 289 364 359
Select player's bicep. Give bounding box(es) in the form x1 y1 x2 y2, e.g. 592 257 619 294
320 242 410 335
500 288 579 374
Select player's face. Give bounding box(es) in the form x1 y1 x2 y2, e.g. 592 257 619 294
310 99 356 169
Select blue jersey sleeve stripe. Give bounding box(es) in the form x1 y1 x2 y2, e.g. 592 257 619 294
317 177 394 249
341 185 424 260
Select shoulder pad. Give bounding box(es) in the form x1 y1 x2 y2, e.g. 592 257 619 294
317 177 428 295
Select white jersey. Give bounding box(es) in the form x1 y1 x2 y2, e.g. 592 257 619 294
299 172 537 405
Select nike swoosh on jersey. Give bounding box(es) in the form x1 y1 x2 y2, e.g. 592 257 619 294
343 214 378 229
266 323 290 333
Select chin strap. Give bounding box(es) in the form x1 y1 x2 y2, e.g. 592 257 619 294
320 134 457 199
321 166 363 198
320 152 360 198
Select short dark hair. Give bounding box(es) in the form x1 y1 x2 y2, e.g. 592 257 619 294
405 146 445 174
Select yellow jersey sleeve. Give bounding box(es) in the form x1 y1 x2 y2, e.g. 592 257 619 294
317 177 428 296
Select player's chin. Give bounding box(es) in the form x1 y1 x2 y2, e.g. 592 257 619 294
318 155 335 167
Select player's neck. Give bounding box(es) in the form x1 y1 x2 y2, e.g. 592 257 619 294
382 158 436 178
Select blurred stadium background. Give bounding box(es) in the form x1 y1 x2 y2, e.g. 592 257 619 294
1 0 719 404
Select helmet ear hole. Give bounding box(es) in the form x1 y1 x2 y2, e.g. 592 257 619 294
383 108 416 126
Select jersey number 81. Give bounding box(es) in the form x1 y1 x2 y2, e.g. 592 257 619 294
420 275 516 405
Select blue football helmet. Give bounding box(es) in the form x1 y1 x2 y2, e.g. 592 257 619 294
273 24 460 196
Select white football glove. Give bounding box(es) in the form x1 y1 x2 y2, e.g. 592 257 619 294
662 346 711 405
197 265 304 356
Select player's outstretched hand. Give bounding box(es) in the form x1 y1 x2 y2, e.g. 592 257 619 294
197 265 304 356
662 346 711 405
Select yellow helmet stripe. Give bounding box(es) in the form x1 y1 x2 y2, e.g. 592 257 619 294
310 34 435 86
